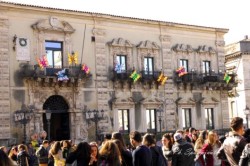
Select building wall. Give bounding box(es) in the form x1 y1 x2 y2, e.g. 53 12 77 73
0 2 230 145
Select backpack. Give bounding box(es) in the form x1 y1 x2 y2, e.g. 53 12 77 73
153 146 168 166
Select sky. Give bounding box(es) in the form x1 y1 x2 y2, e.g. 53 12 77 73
2 0 250 44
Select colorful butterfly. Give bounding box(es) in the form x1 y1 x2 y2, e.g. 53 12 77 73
68 52 78 65
37 55 48 69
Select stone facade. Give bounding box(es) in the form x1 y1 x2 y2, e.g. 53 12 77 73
0 2 232 145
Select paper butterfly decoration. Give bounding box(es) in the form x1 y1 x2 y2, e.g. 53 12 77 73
224 73 231 84
82 64 90 74
130 70 141 82
176 66 188 77
68 52 78 65
37 55 48 69
157 72 168 85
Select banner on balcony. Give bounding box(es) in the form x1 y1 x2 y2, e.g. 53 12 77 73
176 66 187 77
16 37 31 61
157 72 168 85
130 70 141 82
68 52 78 65
224 73 231 84
37 55 48 69
57 69 69 81
82 64 90 74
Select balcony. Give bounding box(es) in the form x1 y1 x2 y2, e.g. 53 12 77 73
19 63 91 87
174 70 238 90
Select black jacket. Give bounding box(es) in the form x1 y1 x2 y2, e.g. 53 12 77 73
17 150 30 166
172 140 195 166
36 146 48 164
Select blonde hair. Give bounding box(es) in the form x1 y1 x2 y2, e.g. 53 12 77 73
207 131 216 146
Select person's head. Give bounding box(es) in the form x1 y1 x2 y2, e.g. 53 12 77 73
0 146 8 154
89 142 99 158
40 131 47 140
99 140 121 162
231 117 244 135
0 149 14 166
199 130 208 140
129 131 142 147
142 133 155 147
50 141 61 155
173 132 183 143
62 140 71 149
162 133 173 149
207 131 216 146
8 146 18 157
75 142 91 159
189 127 196 134
42 140 49 148
18 144 26 152
111 132 126 148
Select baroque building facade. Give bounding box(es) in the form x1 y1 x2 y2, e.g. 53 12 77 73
0 2 235 145
225 36 250 125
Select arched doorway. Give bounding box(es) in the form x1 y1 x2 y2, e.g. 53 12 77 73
43 95 70 141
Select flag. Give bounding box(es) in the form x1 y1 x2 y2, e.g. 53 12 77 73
157 72 168 85
68 52 78 65
130 70 141 82
176 66 187 77
224 73 231 84
37 55 48 69
82 64 90 74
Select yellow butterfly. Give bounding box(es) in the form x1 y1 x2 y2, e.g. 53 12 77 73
68 52 78 65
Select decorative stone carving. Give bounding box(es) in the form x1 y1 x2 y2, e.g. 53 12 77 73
160 35 171 42
137 40 160 50
172 44 193 53
32 17 75 34
215 40 225 47
109 38 133 70
108 38 133 48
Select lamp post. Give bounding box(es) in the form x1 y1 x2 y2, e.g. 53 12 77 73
244 106 250 128
157 108 163 137
45 109 52 141
85 109 104 141
14 106 34 143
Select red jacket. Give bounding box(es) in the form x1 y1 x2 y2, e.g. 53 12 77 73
198 143 214 166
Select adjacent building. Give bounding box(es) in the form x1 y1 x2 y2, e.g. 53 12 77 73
225 36 250 126
0 1 236 145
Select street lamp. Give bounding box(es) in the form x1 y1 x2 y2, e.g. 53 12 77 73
14 105 34 143
244 106 250 128
84 109 104 141
157 108 163 137
45 109 52 141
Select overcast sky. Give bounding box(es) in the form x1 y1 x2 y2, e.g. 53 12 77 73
2 0 249 44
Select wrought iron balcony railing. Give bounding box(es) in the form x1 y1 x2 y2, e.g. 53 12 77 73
19 64 91 80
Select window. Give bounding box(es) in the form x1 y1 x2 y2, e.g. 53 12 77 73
205 108 214 129
118 109 129 133
202 61 211 75
182 108 191 128
144 57 154 75
179 59 188 72
45 41 63 68
146 109 156 132
115 55 126 73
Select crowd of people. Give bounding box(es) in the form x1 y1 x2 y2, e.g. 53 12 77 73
1 117 250 166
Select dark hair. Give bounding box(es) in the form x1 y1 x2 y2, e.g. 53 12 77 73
75 142 91 160
0 149 14 166
129 131 142 143
162 133 173 150
231 117 243 131
189 127 195 133
42 140 49 144
112 132 126 148
143 133 155 146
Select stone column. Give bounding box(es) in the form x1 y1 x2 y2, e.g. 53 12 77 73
0 16 11 141
160 35 176 130
93 28 111 133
